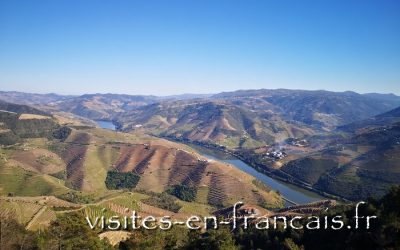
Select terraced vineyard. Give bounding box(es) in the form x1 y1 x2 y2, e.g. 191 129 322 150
0 111 284 244
0 196 82 230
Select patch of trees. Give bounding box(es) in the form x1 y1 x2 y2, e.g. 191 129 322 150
105 171 140 190
282 157 338 185
0 212 112 250
232 186 400 250
52 126 71 141
117 219 237 249
14 118 59 138
57 191 95 204
314 173 390 201
167 184 197 202
49 170 66 180
0 214 38 249
142 192 182 213
0 129 19 145
118 227 189 250
2 186 400 249
124 186 400 249
42 213 113 249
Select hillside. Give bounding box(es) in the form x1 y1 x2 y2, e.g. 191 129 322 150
213 89 400 129
2 89 399 132
0 100 49 115
0 121 283 209
0 91 214 121
46 94 161 120
339 105 400 132
279 121 400 200
117 100 316 149
0 91 71 105
0 102 69 145
0 117 288 240
114 89 400 151
2 89 400 202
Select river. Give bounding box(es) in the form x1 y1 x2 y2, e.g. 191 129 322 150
96 120 325 205
188 144 326 206
96 120 116 130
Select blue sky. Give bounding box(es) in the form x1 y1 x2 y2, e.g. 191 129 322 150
0 0 399 95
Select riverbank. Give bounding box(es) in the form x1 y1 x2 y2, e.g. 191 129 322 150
162 136 347 204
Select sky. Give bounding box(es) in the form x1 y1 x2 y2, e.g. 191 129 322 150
0 0 399 96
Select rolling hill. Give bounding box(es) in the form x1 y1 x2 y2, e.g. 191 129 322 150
117 99 316 149
0 101 70 145
3 89 399 130
46 94 160 120
339 105 400 132
116 89 400 151
0 110 283 209
279 119 400 200
213 89 400 129
2 89 400 202
0 100 49 115
0 91 71 105
0 91 213 121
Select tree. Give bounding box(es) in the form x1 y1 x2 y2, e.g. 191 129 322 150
183 228 238 250
0 211 38 250
42 212 112 250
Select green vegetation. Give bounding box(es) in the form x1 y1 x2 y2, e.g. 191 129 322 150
0 163 70 196
167 184 197 202
1 186 400 249
99 193 144 211
195 186 209 204
231 186 400 250
118 227 191 250
0 129 19 145
0 199 42 225
176 200 213 216
0 212 112 250
52 126 72 141
122 186 400 249
43 213 113 249
49 170 66 180
0 216 39 249
105 171 140 190
1 119 284 211
142 192 182 213
183 228 238 250
83 205 119 226
83 145 111 192
282 157 338 185
57 191 95 204
252 179 271 192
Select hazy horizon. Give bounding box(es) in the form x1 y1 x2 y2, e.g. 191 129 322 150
0 87 399 97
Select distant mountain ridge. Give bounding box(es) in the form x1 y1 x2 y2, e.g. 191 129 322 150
0 91 73 105
1 89 400 201
113 89 400 150
2 89 400 148
339 105 400 132
117 99 316 149
0 100 68 145
279 105 400 200
0 91 216 120
0 100 49 115
213 89 400 128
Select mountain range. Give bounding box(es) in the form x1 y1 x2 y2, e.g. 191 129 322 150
1 89 400 202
